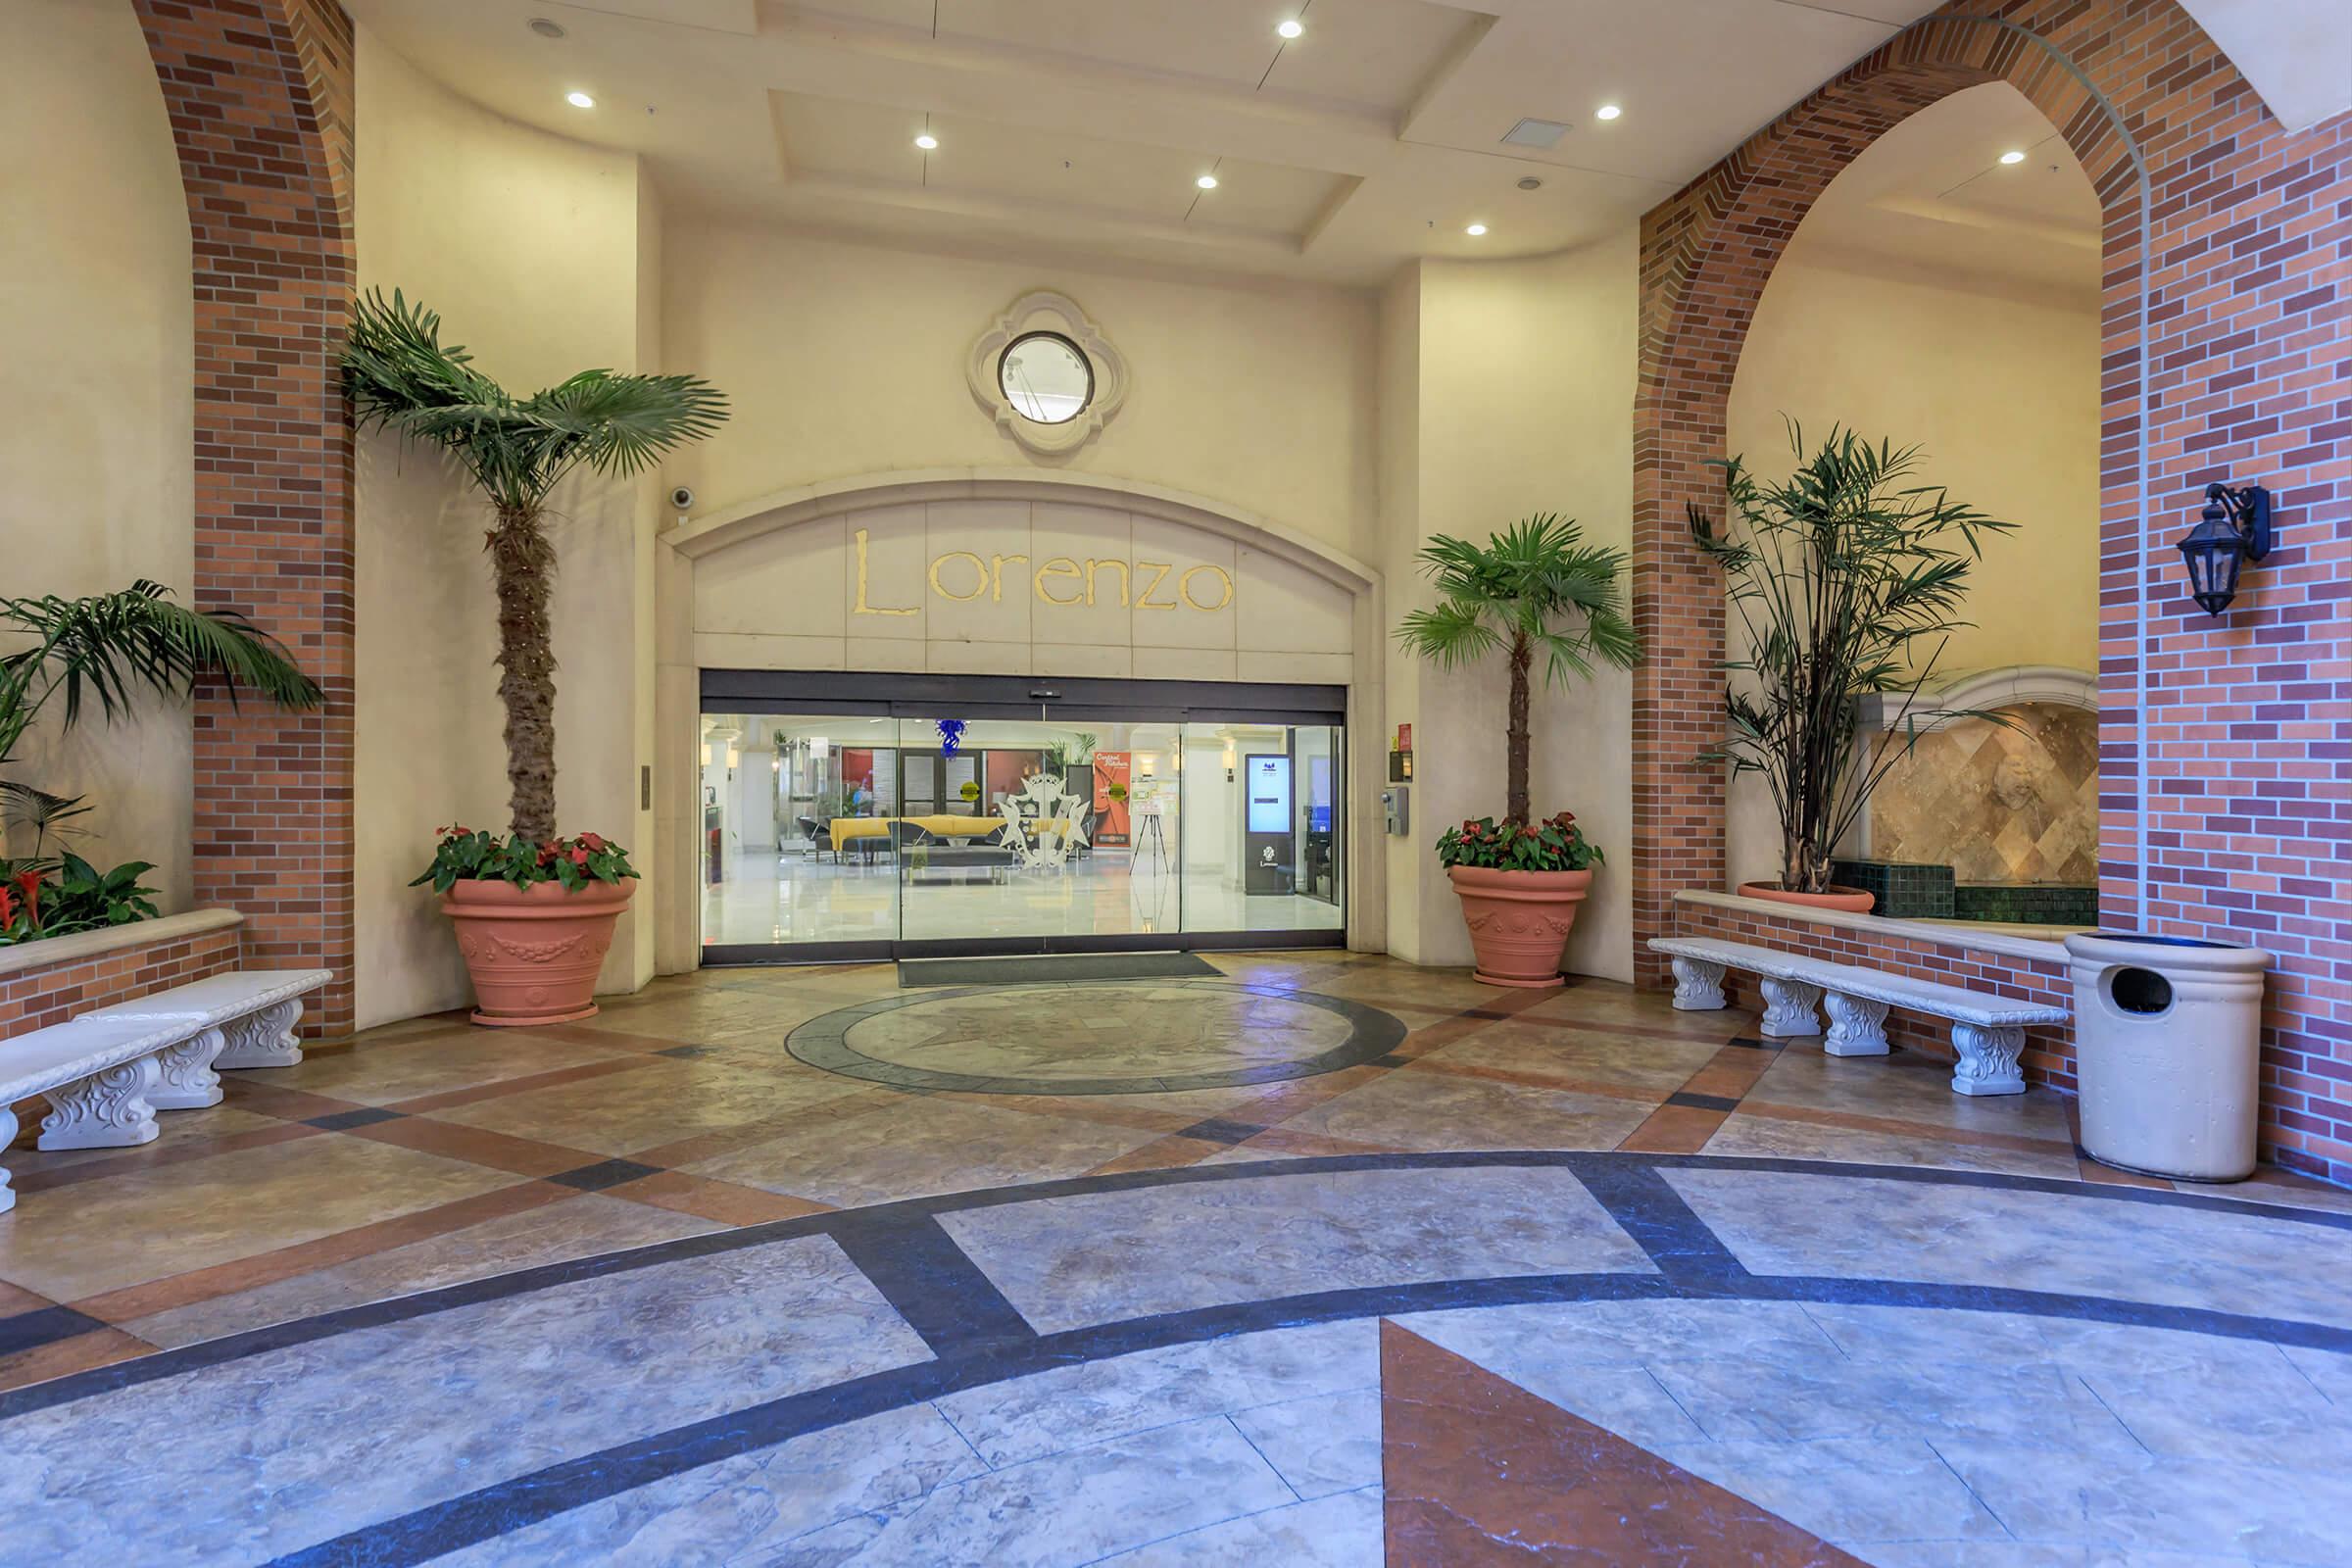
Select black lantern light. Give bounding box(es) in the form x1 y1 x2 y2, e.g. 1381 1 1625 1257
2175 480 2272 615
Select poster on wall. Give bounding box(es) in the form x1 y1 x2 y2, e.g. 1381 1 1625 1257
1093 753 1131 846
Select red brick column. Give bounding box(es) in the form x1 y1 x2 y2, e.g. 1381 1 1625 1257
1634 0 2352 1180
135 0 357 1037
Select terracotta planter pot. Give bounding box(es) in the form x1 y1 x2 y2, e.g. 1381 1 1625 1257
1447 865 1593 989
1738 881 1876 914
442 877 634 1027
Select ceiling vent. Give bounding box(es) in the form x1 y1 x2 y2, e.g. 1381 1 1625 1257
1500 118 1570 149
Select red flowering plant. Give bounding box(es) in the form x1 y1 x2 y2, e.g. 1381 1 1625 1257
411 825 638 895
1434 810 1602 873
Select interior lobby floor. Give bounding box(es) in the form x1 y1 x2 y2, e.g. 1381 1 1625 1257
703 847 1346 946
5 953 2351 1565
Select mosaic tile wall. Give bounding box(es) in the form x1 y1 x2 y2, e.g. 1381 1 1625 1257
1868 704 2098 886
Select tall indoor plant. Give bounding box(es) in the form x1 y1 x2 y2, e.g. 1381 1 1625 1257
1 580 319 937
1690 422 2011 910
1396 515 1639 986
344 289 728 1024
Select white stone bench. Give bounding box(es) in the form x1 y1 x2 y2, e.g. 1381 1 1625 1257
1649 935 2069 1097
2 968 330 1212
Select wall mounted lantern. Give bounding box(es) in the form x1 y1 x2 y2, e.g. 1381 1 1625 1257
2176 480 2272 615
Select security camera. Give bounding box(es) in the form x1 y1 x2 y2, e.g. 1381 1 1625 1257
668 484 696 513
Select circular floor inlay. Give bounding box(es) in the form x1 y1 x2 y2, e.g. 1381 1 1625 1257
786 980 1406 1095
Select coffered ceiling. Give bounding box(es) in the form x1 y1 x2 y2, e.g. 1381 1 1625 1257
346 0 1977 285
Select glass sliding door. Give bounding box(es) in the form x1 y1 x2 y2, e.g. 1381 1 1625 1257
697 672 1343 961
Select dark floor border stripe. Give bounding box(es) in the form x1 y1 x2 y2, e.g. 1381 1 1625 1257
7 1150 2347 1422
825 1211 1037 1357
268 1265 2352 1568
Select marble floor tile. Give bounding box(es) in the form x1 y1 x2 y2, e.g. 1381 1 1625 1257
943 1165 1651 1333
1746 1045 2077 1139
935 1320 1378 1468
1666 1168 2352 1328
431 1054 874 1157
772 1412 1298 1567
0 1134 521 1302
1399 1297 1847 1373
0 1235 932 1565
1095 1485 1381 1566
1652 1435 2008 1548
1275 1067 1657 1152
437 1402 988 1567
1422 1020 1727 1093
686 1095 1160 1207
1226 1386 1381 1498
255 1029 647 1106
122 1191 724 1349
1703 1107 2081 1178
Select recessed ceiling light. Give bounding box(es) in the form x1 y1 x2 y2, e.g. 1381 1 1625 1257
528 17 566 39
1999 149 2027 164
915 132 939 150
1277 19 1303 39
1516 175 1543 191
1197 173 1219 190
1594 104 1622 121
1500 118 1570 150
1465 222 1488 236
565 90 595 109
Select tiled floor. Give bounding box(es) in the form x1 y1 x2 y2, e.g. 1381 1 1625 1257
5 951 2351 1564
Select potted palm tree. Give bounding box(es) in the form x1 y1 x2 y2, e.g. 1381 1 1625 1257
1396 515 1639 987
344 290 728 1025
1690 422 2011 911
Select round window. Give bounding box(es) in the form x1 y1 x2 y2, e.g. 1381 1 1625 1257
999 332 1094 425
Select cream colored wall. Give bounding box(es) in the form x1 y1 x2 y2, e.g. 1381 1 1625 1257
0 0 195 907
1721 246 2100 888
352 27 657 1028
662 221 1380 564
1381 233 1640 982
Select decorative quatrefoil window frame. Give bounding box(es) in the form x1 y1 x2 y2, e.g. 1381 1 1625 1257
965 290 1130 459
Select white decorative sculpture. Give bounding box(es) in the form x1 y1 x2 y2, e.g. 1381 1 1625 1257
1669 956 1728 1010
1823 993 1891 1056
1757 976 1823 1038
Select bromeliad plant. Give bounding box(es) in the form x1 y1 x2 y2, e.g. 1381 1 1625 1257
412 825 637 894
1395 514 1640 825
341 289 728 851
1690 421 2013 896
1 854 163 947
1436 810 1601 873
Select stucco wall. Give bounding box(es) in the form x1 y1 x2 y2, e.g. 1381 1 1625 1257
1383 233 1641 982
1722 249 2100 889
0 0 195 908
351 26 656 1028
661 220 1381 566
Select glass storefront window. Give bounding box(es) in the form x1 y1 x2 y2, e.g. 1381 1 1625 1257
698 685 1343 957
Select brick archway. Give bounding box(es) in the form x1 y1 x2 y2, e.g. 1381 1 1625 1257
1629 13 2145 987
133 0 358 1035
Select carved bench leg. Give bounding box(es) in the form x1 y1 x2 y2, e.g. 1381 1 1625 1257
1757 977 1823 1038
1823 993 1891 1057
149 1026 229 1110
0 1106 16 1213
1950 1023 2027 1096
39 1057 162 1150
1670 956 1728 1010
216 1000 305 1070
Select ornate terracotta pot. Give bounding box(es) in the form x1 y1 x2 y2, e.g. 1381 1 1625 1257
1737 881 1876 914
442 877 633 1027
1446 865 1592 989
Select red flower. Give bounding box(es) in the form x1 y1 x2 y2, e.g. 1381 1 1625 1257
1461 819 1479 833
11 870 41 925
570 847 591 868
579 832 607 853
0 884 14 928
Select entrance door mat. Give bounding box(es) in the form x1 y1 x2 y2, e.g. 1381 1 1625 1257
898 952 1219 987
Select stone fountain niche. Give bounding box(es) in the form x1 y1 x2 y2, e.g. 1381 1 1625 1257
1842 668 2100 925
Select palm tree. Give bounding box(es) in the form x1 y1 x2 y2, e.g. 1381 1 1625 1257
341 289 728 843
1396 515 1640 824
0 579 321 859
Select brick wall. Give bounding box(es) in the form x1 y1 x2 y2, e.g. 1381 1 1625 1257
0 920 245 1039
1634 1 2351 1181
1672 900 2079 1089
133 0 358 1038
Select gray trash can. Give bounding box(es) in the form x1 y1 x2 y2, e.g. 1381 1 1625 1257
2065 932 2270 1181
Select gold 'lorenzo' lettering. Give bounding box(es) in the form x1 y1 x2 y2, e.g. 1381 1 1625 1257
928 551 988 603
1179 564 1234 612
853 527 917 616
1085 558 1129 608
1134 561 1178 611
990 554 1028 603
1034 558 1084 605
